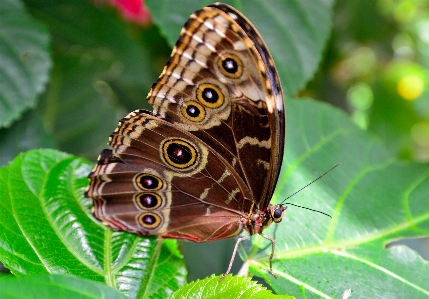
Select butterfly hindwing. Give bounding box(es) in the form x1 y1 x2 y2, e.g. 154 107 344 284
88 110 254 241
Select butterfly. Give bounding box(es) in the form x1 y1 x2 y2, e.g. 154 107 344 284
85 2 285 279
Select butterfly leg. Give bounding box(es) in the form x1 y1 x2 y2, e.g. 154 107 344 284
219 234 252 282
258 232 277 279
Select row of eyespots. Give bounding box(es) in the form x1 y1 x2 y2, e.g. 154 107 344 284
134 174 164 211
134 173 164 229
181 53 242 122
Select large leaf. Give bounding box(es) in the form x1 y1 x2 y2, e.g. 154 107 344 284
146 0 334 97
0 275 127 299
0 149 186 298
0 0 51 127
242 100 429 298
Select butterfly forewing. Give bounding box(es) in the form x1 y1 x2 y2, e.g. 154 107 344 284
146 4 284 210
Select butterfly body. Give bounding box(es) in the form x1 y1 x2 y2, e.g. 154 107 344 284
86 2 285 277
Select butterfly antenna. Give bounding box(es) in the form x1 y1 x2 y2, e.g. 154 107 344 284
279 164 341 217
284 203 332 218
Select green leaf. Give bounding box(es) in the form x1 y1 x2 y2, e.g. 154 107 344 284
167 275 294 299
241 100 429 298
0 149 186 298
0 274 127 299
146 0 335 97
0 0 51 127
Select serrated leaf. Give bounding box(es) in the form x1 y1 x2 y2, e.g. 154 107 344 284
0 274 127 299
0 0 51 127
0 149 186 298
146 0 334 97
239 100 429 298
167 275 294 299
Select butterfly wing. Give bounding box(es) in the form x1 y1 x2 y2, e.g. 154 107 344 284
87 110 254 242
147 4 284 210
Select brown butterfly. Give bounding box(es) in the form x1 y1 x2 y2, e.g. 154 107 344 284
85 2 285 279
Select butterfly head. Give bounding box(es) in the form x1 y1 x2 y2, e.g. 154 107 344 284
268 204 287 224
252 204 287 234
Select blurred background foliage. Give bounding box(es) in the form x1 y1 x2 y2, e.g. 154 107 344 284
304 0 429 163
1 0 428 281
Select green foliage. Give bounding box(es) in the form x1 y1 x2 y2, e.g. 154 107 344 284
166 275 294 299
0 149 185 298
0 0 428 298
0 275 128 299
0 0 51 127
307 0 429 162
